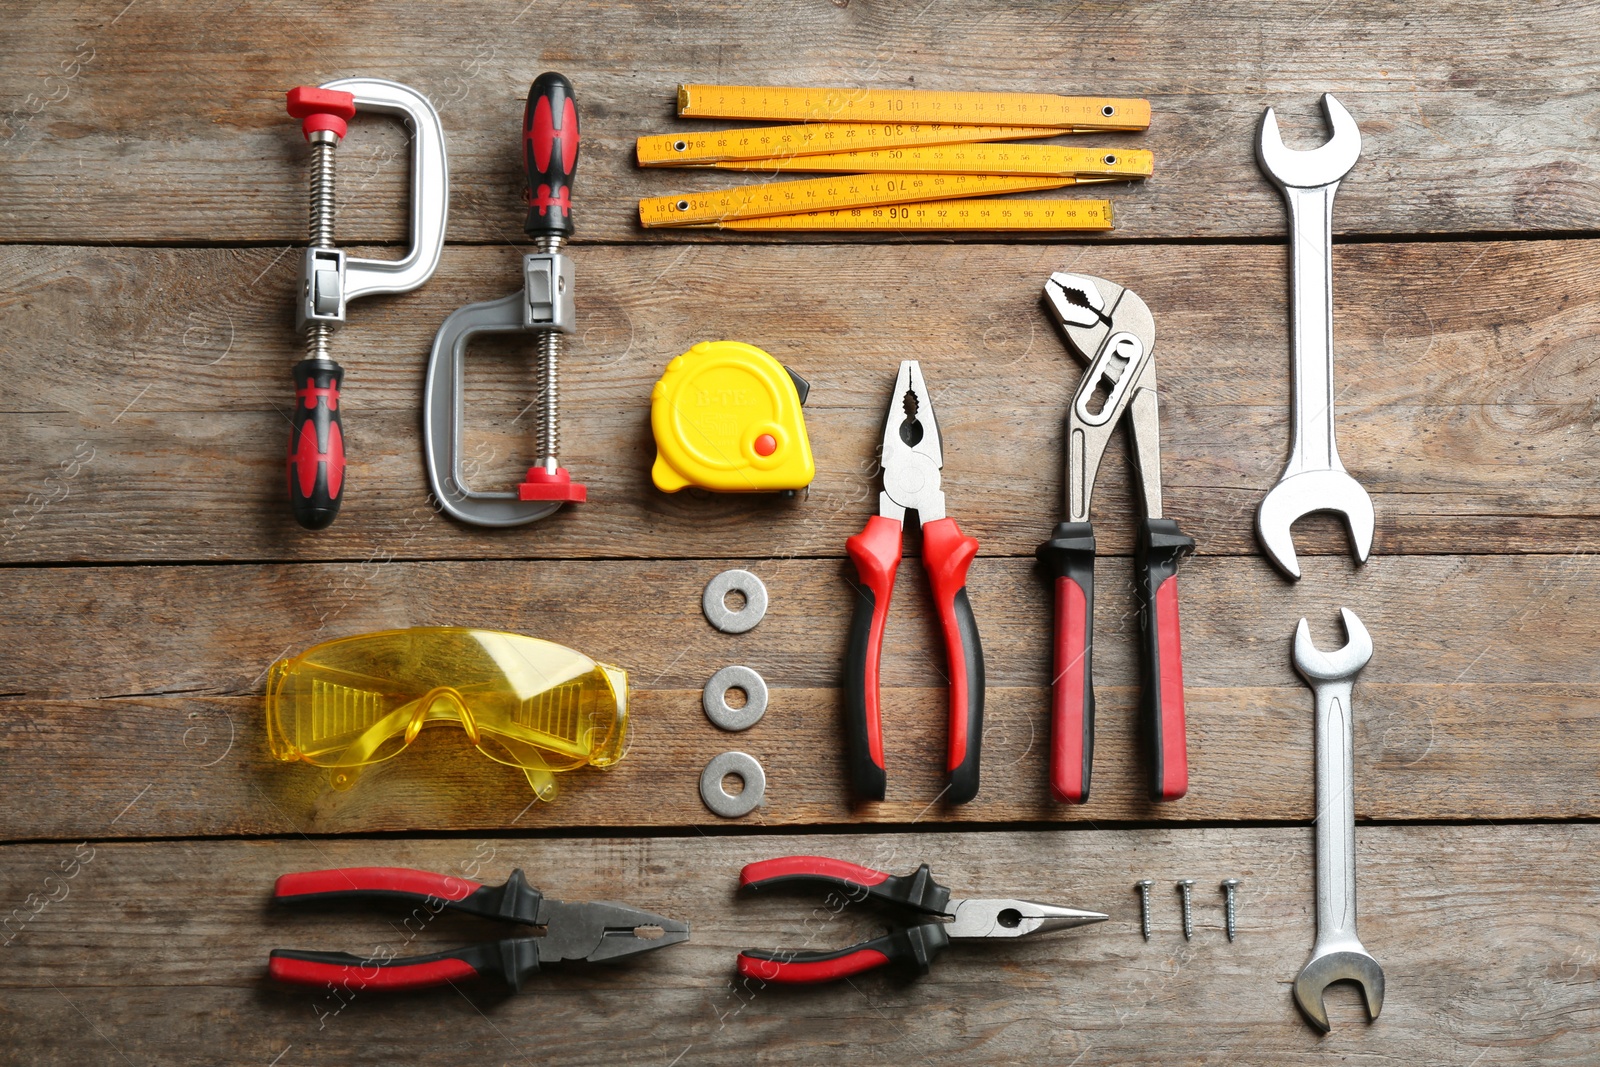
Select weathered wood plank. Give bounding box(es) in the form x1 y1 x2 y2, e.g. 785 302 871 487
1 1 1598 244
3 239 1597 563
3 553 1598 837
1 826 1595 1064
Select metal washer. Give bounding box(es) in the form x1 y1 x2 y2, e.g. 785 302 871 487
703 665 769 731
702 569 768 634
700 751 766 818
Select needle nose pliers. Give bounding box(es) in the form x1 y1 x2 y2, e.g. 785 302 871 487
735 856 1106 984
1038 272 1195 804
844 360 985 804
267 866 688 992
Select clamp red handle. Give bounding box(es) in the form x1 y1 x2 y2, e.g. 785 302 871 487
842 515 903 801
523 72 579 238
920 517 985 804
1038 522 1096 803
1136 518 1193 801
287 359 345 530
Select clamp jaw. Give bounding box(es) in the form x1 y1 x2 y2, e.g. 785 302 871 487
291 79 449 332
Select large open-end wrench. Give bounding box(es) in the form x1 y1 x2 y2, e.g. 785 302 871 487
1291 608 1383 1032
1255 94 1372 580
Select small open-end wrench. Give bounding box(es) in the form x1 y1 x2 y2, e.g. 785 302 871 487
1254 94 1372 580
1291 607 1383 1032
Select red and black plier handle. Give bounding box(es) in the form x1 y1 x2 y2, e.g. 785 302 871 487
267 866 545 992
1037 517 1192 803
843 514 985 803
734 856 953 984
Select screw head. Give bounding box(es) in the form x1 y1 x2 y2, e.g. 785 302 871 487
1222 878 1241 890
1176 879 1195 889
1135 879 1154 889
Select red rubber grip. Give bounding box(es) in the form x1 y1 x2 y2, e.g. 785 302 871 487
268 954 478 991
920 517 980 772
737 948 890 984
845 515 903 775
273 868 482 902
740 856 890 890
1050 575 1092 803
1151 575 1188 800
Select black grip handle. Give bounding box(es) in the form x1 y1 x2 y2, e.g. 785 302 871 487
1037 521 1096 803
1135 517 1195 801
288 358 344 530
523 72 579 238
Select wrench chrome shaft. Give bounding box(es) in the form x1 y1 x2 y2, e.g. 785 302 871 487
1292 608 1383 1032
1254 95 1373 579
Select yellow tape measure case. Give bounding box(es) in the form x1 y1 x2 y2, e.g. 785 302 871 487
650 341 815 493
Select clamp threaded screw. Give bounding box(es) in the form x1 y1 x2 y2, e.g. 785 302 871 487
1221 878 1241 942
1176 879 1195 940
533 234 563 469
1134 879 1154 941
306 129 338 364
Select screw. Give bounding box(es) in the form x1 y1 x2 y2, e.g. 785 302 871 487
1176 879 1195 940
1221 878 1241 942
1134 879 1153 940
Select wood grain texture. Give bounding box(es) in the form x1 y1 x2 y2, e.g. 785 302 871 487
3 552 1598 837
1 1 1598 244
3 238 1597 564
2 827 1596 1065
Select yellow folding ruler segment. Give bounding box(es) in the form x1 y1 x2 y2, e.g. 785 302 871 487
678 84 1150 132
695 199 1115 232
714 143 1153 180
640 172 1075 227
637 122 1062 166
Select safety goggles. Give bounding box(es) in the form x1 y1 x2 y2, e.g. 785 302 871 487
266 628 628 800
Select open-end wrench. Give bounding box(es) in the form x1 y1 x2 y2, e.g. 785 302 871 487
1291 607 1383 1032
1254 94 1372 580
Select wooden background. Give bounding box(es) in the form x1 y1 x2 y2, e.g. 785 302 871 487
3 1 1598 1063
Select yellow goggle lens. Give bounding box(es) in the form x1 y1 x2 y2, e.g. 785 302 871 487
265 628 628 795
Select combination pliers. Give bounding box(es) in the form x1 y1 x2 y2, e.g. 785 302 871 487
267 866 688 992
735 855 1106 984
843 360 985 804
1037 272 1195 804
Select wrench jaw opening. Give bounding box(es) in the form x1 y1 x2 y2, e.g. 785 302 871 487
1293 949 1386 1033
1255 94 1362 191
1257 469 1375 581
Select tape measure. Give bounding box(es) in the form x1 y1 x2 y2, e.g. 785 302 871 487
678 84 1150 132
636 122 1062 167
651 341 815 493
714 143 1153 180
640 172 1082 227
691 199 1114 232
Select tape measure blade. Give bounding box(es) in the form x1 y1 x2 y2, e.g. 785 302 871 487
638 172 1073 227
716 143 1153 180
702 199 1116 231
637 123 1064 166
677 84 1150 131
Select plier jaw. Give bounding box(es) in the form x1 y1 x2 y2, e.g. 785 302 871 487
876 359 946 524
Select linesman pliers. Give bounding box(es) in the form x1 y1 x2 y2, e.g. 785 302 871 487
844 360 985 804
267 867 688 992
1037 272 1195 804
735 856 1105 984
